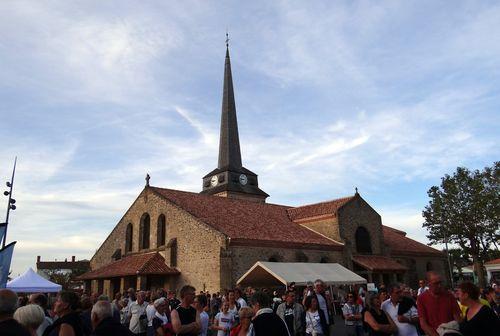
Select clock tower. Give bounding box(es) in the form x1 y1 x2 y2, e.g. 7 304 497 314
201 44 268 203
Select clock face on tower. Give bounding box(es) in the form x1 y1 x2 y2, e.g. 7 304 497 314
210 175 218 187
239 174 248 185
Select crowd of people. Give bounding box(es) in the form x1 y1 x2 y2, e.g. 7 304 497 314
0 271 498 336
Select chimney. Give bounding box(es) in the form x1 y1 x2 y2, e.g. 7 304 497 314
37 256 41 263
72 256 75 262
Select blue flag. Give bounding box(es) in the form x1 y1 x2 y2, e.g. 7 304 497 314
0 241 16 288
0 223 6 247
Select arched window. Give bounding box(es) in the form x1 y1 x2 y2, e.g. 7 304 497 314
426 261 433 271
355 226 372 254
139 213 150 250
320 256 329 263
125 223 133 252
157 214 166 247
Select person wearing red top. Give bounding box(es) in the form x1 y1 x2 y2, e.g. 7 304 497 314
417 272 461 336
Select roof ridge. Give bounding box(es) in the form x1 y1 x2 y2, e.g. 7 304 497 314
138 253 163 273
288 195 355 211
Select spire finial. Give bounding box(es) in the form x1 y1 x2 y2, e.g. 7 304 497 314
355 187 359 194
145 173 150 187
225 30 229 48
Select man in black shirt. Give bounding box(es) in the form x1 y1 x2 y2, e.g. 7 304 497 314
171 285 200 336
251 291 290 336
167 290 181 311
0 289 31 336
276 290 304 336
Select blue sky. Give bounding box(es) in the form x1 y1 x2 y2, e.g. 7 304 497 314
1 1 499 277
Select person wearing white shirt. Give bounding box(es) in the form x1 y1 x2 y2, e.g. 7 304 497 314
381 284 419 336
193 294 209 336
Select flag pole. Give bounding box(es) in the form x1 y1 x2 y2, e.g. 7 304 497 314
2 157 17 249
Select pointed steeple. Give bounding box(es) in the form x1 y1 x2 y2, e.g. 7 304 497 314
218 46 242 170
201 39 268 202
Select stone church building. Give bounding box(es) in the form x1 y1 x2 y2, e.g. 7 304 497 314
80 46 446 296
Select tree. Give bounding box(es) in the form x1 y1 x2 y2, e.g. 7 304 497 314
423 162 499 288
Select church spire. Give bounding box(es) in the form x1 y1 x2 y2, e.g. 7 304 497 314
218 40 242 170
201 38 268 202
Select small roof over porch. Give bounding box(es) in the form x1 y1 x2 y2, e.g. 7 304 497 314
352 255 408 272
78 252 179 280
237 261 366 287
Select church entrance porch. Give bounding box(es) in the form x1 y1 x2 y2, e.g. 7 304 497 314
77 252 179 294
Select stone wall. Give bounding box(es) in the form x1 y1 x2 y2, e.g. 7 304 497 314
394 254 448 287
297 217 342 243
90 187 227 293
337 196 385 262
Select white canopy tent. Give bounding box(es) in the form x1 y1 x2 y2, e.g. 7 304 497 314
237 262 367 287
7 267 62 293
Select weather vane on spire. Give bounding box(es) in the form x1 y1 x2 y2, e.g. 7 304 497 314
226 30 230 47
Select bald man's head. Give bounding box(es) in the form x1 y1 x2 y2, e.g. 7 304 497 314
0 289 18 318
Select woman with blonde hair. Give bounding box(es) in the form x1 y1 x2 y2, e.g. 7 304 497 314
230 306 254 336
14 304 46 336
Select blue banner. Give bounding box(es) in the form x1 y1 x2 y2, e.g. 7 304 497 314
0 223 6 247
0 241 16 288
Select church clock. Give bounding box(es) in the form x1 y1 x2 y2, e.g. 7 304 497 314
210 175 218 187
239 174 248 185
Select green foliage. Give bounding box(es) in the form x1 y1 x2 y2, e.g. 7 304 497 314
423 162 499 287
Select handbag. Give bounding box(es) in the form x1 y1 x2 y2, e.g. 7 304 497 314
306 312 318 336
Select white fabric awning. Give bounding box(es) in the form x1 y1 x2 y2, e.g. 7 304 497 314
7 267 62 293
237 261 367 287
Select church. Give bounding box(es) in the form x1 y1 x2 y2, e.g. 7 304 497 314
79 45 446 295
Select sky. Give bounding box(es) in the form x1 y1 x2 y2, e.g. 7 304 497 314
1 1 499 277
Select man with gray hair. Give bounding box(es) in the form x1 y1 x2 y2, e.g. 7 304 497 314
91 300 134 336
0 288 31 336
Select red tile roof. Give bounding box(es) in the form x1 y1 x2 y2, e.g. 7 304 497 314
382 226 443 256
485 258 500 265
287 196 354 221
352 255 408 271
151 187 343 250
78 253 178 280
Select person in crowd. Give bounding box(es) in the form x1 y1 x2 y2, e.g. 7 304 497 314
363 293 397 336
304 295 328 336
378 288 388 304
193 294 209 336
230 306 254 336
43 290 84 336
457 282 500 336
120 298 131 326
80 295 94 336
342 291 363 336
250 291 290 336
146 293 159 336
0 289 31 336
170 285 201 336
227 290 240 323
210 293 220 319
417 280 428 297
28 293 52 336
234 289 247 308
167 290 181 312
213 300 234 336
90 300 134 336
381 284 418 336
313 279 333 334
151 298 173 336
417 271 461 336
14 304 45 336
276 290 304 336
129 291 148 336
483 287 500 316
302 281 315 306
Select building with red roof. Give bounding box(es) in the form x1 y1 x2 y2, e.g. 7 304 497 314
79 44 446 295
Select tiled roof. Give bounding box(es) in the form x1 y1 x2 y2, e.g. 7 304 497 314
37 261 90 271
78 253 178 280
352 255 408 271
287 196 354 221
382 226 443 256
150 187 343 250
485 258 500 265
